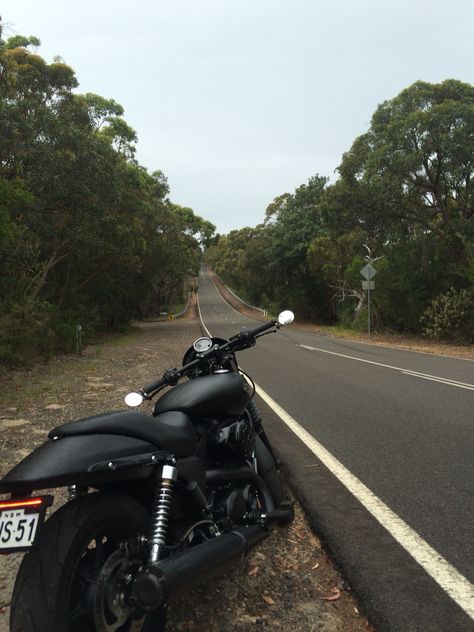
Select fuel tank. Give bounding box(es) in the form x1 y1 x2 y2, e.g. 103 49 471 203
153 373 252 419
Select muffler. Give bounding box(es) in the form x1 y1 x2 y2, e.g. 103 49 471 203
132 524 267 610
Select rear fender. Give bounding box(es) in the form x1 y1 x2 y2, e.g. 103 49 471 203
0 434 159 495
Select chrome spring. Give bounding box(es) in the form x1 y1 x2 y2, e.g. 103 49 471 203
151 484 173 545
150 465 177 563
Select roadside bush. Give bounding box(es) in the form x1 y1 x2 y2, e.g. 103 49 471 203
351 306 369 332
46 303 102 351
0 300 54 366
334 301 359 328
0 300 102 367
420 288 474 343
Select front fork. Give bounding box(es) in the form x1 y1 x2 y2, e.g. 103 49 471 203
247 399 281 467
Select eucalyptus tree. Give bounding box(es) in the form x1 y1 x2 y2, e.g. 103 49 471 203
206 176 329 317
336 80 474 241
329 80 474 331
0 28 215 363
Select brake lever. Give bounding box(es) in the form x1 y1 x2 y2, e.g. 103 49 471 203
255 326 277 339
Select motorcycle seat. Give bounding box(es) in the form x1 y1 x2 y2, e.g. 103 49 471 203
49 410 197 457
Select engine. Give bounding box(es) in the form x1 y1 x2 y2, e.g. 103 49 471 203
211 417 255 460
213 483 260 523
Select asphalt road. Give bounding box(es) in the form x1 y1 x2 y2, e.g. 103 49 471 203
197 266 474 632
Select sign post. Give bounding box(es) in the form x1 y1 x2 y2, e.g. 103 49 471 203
75 324 82 354
360 264 377 339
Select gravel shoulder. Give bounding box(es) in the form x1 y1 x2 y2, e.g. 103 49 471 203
0 308 372 632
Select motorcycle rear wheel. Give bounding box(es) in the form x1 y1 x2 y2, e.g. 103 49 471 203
10 491 166 632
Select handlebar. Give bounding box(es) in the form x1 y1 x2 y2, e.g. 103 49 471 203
142 359 202 397
141 317 280 398
141 376 171 398
237 319 279 341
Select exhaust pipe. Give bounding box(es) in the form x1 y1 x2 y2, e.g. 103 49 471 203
132 525 267 610
207 467 276 512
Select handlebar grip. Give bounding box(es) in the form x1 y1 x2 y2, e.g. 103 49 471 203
246 319 278 338
228 319 277 351
142 377 167 397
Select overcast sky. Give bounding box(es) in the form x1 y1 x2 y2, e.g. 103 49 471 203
2 1 473 233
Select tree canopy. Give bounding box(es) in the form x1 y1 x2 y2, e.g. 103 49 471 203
207 80 474 341
0 27 215 365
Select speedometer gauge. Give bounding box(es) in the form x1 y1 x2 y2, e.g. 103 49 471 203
193 337 213 353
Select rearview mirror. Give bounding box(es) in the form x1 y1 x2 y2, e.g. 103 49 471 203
277 310 294 326
124 392 144 407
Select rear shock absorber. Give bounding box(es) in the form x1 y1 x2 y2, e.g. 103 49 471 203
149 464 178 564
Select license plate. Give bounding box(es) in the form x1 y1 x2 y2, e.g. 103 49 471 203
0 496 53 552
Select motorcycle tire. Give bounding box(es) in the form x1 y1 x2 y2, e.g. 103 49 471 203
10 491 167 632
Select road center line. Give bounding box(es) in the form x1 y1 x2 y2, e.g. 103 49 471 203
401 372 474 390
299 344 474 391
197 291 474 620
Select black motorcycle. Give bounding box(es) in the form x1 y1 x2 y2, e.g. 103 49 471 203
0 311 295 631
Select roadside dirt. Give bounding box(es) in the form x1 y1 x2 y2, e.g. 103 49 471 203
0 306 372 631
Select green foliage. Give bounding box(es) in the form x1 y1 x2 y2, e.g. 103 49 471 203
5 35 41 50
207 175 330 319
336 79 474 242
207 79 474 340
0 28 215 366
350 306 370 332
421 288 474 342
0 299 54 366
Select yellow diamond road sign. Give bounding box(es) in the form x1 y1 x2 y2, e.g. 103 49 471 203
360 263 377 280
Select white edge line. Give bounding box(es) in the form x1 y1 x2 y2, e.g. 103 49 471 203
196 292 211 337
253 384 474 620
198 287 474 621
207 270 263 324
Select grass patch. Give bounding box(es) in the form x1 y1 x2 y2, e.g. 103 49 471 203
0 327 141 409
315 323 360 338
0 356 98 409
89 326 142 348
